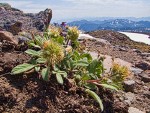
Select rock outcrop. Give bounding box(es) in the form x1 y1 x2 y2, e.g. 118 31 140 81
0 3 52 34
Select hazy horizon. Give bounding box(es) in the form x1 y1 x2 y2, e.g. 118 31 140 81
1 0 150 22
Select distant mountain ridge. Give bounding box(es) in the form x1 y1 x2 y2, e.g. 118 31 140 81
68 19 150 33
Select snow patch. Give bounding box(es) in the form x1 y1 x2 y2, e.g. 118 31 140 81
119 32 150 45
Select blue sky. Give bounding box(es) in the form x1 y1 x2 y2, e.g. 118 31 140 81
1 0 150 21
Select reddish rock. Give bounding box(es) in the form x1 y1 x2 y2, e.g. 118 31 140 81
0 31 18 44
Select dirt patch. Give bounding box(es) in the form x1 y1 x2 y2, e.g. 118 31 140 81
0 52 29 74
0 73 115 113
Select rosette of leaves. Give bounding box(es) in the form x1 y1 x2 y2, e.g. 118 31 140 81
12 38 66 83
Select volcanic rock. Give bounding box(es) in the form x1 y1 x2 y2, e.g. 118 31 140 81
123 80 135 92
139 72 150 83
130 67 143 75
5 21 22 35
0 3 52 33
135 61 150 70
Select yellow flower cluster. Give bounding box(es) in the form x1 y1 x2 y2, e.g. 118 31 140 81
48 26 61 38
111 63 129 79
42 40 64 66
67 26 79 41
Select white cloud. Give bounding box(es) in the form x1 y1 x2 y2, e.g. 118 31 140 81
61 0 150 18
0 0 32 7
64 0 143 5
0 0 150 21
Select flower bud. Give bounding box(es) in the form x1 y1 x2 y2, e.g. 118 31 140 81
65 46 72 53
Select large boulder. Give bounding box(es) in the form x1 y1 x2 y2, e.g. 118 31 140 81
33 8 52 30
0 3 52 34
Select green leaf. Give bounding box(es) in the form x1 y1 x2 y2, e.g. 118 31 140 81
35 66 40 72
74 74 81 80
34 35 45 47
88 59 103 77
29 58 37 65
56 73 63 85
81 53 92 62
41 68 49 81
53 65 59 71
58 71 67 78
89 73 98 80
28 42 41 48
85 89 104 111
73 51 80 60
100 84 118 91
53 70 67 78
11 63 35 74
36 58 47 64
88 60 99 73
52 36 64 44
74 58 89 67
25 49 41 57
53 66 67 78
84 83 98 90
81 74 91 81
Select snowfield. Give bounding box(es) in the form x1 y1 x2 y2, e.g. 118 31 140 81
79 34 95 39
79 32 150 45
119 32 150 45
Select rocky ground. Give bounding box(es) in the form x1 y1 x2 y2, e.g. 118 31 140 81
81 31 150 113
88 30 150 53
0 3 150 113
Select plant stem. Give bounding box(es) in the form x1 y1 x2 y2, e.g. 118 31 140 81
0 72 11 77
66 39 70 46
86 80 101 83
